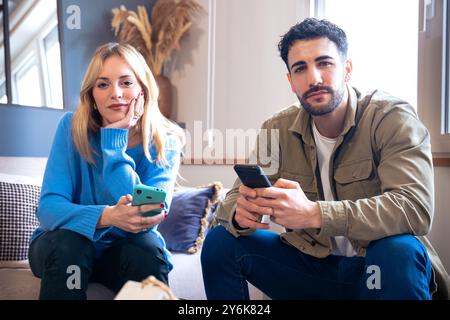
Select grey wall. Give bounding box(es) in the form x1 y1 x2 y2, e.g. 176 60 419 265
0 0 155 157
0 105 64 157
58 0 156 111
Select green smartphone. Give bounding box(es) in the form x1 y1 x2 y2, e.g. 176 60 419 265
132 184 167 217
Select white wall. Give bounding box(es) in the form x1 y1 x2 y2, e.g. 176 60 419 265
212 0 302 133
429 167 450 272
0 157 47 178
167 0 310 187
166 0 210 128
179 164 235 188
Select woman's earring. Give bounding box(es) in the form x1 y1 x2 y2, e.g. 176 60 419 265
93 103 97 110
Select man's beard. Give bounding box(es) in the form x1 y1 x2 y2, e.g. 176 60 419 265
298 84 345 116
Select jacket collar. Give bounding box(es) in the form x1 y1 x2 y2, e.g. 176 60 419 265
288 85 359 145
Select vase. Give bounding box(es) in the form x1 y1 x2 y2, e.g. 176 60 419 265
156 75 173 119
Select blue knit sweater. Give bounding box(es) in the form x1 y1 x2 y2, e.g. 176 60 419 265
30 112 181 267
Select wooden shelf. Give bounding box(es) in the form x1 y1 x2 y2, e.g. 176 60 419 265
181 154 450 167
433 153 450 167
181 158 248 165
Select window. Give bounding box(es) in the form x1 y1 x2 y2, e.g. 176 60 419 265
314 0 450 151
43 26 63 109
15 54 42 106
1 0 63 109
315 0 419 108
442 0 449 134
0 83 6 103
7 24 62 108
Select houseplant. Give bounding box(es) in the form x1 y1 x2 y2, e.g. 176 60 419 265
111 0 203 119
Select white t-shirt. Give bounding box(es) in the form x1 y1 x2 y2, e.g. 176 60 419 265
312 121 357 257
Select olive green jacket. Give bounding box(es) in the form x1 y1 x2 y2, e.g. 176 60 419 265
215 86 450 299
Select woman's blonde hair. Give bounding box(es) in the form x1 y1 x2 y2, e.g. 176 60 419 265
72 42 185 164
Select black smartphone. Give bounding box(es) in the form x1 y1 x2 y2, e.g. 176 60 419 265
233 164 272 188
234 164 272 224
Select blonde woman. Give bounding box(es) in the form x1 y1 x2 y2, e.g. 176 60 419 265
28 43 184 300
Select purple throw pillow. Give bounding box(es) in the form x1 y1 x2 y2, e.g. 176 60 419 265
157 182 222 253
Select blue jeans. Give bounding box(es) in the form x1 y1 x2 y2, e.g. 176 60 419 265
201 226 433 300
29 229 170 300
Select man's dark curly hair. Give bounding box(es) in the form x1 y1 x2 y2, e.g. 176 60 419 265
278 18 348 71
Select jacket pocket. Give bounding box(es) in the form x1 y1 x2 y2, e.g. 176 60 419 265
334 158 375 201
278 170 317 201
334 158 372 183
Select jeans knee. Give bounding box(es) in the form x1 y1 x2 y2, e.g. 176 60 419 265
201 225 235 267
367 234 430 275
28 229 95 282
364 234 432 299
46 229 95 265
121 242 165 265
369 235 426 261
116 234 170 282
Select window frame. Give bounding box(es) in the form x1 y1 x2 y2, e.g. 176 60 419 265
442 0 449 135
0 0 13 104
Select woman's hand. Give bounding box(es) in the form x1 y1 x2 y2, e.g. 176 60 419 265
105 92 144 130
97 194 166 233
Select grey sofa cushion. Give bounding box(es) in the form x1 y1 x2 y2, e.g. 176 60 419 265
0 252 205 300
0 267 41 300
0 266 115 300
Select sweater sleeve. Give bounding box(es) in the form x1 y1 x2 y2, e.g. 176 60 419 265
101 130 181 212
140 135 182 212
37 113 109 242
100 128 140 200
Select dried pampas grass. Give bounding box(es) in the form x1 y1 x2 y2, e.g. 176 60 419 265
111 0 203 77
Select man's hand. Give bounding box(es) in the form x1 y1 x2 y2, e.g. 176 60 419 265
234 185 274 230
246 178 322 229
105 92 144 130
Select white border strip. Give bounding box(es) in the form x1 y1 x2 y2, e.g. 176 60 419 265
206 0 217 146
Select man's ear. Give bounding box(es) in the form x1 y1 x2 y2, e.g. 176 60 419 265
344 59 353 83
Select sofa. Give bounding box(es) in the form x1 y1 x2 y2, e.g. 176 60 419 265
0 157 263 300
